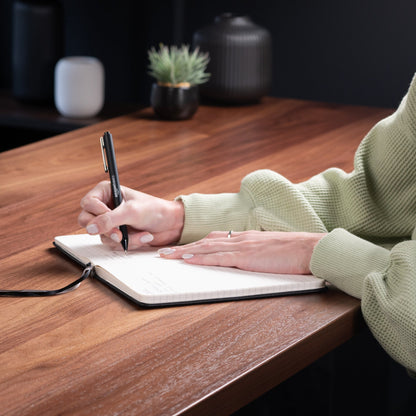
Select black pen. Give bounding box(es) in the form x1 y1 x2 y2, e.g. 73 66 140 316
100 131 129 253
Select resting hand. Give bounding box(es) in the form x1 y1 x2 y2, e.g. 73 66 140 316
159 230 326 275
78 181 184 249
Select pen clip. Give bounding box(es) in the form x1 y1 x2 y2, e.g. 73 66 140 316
100 136 108 172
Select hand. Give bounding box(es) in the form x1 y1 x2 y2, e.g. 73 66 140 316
158 230 326 275
78 181 184 249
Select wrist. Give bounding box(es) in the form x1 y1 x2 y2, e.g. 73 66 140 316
170 199 185 243
306 233 327 273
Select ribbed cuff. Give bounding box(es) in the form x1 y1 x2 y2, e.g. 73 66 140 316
176 191 255 244
310 228 390 299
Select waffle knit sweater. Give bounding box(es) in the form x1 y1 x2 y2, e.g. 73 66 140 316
178 75 416 377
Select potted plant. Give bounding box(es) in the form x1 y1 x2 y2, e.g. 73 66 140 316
148 44 210 120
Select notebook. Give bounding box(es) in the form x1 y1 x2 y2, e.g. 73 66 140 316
54 234 326 307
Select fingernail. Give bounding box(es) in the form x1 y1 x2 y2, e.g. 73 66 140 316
111 233 120 243
86 224 99 235
158 248 175 255
182 253 194 259
140 234 154 244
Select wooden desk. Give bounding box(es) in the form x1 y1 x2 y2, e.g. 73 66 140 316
0 98 392 415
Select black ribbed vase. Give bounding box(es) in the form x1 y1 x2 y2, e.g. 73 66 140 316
193 14 272 104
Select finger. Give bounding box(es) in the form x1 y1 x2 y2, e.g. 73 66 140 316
204 231 230 239
86 211 115 234
205 231 243 239
126 232 155 249
80 213 120 238
129 228 183 249
182 251 270 273
97 232 153 251
93 199 148 230
80 181 113 210
78 210 95 227
80 195 112 217
100 234 123 250
102 229 177 251
159 240 239 259
86 200 135 235
181 251 239 268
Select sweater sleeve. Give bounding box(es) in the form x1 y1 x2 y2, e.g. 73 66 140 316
177 169 329 244
177 74 416 376
179 74 416 243
310 228 416 377
295 76 416 240
303 76 416 375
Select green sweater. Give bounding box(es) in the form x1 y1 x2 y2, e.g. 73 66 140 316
178 74 416 378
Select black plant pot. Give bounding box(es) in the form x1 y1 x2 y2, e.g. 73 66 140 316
150 84 199 120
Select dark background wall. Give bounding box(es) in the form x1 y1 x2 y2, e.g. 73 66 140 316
2 0 416 109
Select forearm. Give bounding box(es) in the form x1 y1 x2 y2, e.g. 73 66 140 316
177 169 329 244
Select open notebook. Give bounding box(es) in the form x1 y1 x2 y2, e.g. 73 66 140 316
54 234 326 307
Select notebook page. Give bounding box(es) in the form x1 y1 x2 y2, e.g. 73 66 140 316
55 234 324 304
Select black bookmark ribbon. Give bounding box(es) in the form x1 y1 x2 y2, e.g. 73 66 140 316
0 263 94 297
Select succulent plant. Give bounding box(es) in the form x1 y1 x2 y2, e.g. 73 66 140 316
148 44 210 88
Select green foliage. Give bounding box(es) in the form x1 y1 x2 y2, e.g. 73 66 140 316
148 44 210 86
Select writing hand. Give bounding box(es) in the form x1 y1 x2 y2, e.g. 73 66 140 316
159 230 326 275
78 181 184 249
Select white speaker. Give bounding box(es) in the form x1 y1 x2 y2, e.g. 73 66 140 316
54 56 105 118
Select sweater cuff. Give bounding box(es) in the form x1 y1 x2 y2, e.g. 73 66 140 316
176 191 255 244
310 228 390 299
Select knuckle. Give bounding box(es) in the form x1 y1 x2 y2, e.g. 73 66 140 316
78 212 88 226
96 213 113 231
125 199 139 211
80 195 91 209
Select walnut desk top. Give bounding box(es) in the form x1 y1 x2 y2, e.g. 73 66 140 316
0 98 392 415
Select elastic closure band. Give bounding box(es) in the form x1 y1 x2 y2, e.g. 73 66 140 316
0 263 94 297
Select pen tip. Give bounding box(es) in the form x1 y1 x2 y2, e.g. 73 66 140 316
124 249 127 255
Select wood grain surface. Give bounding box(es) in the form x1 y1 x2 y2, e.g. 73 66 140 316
0 97 392 415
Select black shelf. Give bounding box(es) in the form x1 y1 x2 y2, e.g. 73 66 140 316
0 89 142 151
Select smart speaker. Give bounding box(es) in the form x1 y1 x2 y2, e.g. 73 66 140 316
54 56 105 118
